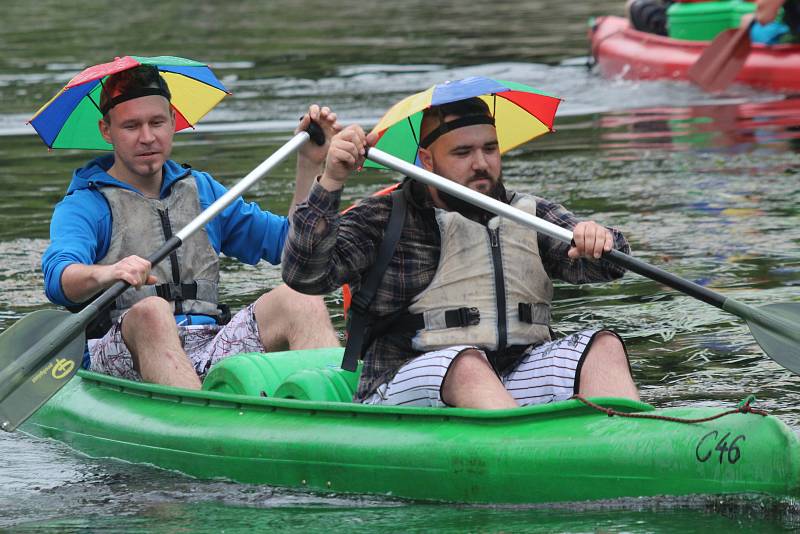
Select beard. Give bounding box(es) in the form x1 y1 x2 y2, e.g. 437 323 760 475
437 170 507 224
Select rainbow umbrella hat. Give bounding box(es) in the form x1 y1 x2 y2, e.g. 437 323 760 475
28 55 229 150
367 77 562 168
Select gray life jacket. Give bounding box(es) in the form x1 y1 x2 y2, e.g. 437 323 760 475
341 191 553 372
97 175 221 324
408 194 553 352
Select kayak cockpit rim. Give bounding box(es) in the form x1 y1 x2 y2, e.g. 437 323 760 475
76 369 656 421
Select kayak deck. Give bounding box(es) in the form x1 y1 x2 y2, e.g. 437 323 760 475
23 348 800 504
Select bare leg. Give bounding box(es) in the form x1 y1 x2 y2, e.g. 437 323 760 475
441 349 518 409
253 284 340 351
578 332 639 400
120 297 201 390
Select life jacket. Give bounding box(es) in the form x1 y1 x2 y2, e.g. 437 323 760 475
407 194 553 351
341 191 553 372
87 174 223 335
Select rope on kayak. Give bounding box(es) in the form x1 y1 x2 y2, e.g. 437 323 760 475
572 394 768 424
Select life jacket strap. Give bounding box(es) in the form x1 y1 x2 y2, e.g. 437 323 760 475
154 281 198 301
341 189 408 372
518 302 551 325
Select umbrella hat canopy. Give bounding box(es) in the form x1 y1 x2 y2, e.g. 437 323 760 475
29 55 229 150
367 77 562 168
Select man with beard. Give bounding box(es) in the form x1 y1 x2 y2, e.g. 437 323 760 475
282 97 639 409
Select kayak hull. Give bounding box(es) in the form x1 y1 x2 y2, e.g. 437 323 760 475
23 348 800 504
590 16 800 92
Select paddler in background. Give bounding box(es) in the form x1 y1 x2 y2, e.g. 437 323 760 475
626 0 673 36
743 0 800 44
626 0 800 44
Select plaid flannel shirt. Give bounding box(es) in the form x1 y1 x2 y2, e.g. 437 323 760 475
282 179 631 401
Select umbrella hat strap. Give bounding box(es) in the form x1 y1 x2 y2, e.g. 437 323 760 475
419 114 496 148
100 87 171 115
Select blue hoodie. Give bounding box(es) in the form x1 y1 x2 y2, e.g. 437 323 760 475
42 155 289 310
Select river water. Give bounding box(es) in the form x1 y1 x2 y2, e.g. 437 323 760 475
2 1 800 531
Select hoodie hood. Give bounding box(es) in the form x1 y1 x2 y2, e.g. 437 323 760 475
67 155 191 197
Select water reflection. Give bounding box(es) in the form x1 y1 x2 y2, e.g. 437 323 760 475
598 98 800 158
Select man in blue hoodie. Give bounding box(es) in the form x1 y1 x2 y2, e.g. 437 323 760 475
41 65 340 390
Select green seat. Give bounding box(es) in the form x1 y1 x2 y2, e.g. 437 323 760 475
202 347 347 397
273 362 363 403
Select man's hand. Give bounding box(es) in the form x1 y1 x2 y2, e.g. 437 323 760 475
106 255 157 288
296 104 341 167
291 105 343 214
319 125 375 192
755 0 784 24
568 221 614 260
61 255 157 304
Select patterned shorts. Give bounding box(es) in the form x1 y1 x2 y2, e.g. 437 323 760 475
87 304 265 381
363 329 622 407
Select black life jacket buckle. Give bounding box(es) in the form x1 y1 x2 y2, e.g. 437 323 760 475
461 307 481 326
156 281 199 302
519 302 533 324
445 306 480 328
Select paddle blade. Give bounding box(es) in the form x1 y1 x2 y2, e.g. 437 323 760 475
0 310 85 432
0 310 69 368
688 26 752 93
744 303 800 374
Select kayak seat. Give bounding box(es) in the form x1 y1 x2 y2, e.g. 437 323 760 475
202 347 349 397
273 363 363 403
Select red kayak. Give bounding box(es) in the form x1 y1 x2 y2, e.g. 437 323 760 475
590 16 800 92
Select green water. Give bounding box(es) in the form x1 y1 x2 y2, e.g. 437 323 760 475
2 0 800 531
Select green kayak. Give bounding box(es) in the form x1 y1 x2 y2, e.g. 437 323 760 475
22 348 800 504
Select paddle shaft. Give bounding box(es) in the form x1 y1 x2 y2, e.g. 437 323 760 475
86 128 317 317
0 128 321 406
366 147 737 312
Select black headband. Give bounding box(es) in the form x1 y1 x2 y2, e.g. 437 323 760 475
419 114 496 148
100 87 171 116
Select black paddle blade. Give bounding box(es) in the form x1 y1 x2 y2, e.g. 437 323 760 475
744 303 800 374
688 25 752 93
0 310 85 432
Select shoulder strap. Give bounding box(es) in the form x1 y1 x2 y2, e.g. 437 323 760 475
341 189 408 371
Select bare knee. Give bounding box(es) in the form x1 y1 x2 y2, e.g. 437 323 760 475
123 297 173 330
442 349 516 409
447 349 494 383
585 332 629 369
256 285 328 326
121 297 176 349
578 332 638 401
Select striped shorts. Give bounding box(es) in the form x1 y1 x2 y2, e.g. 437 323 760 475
87 303 265 381
363 329 617 407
